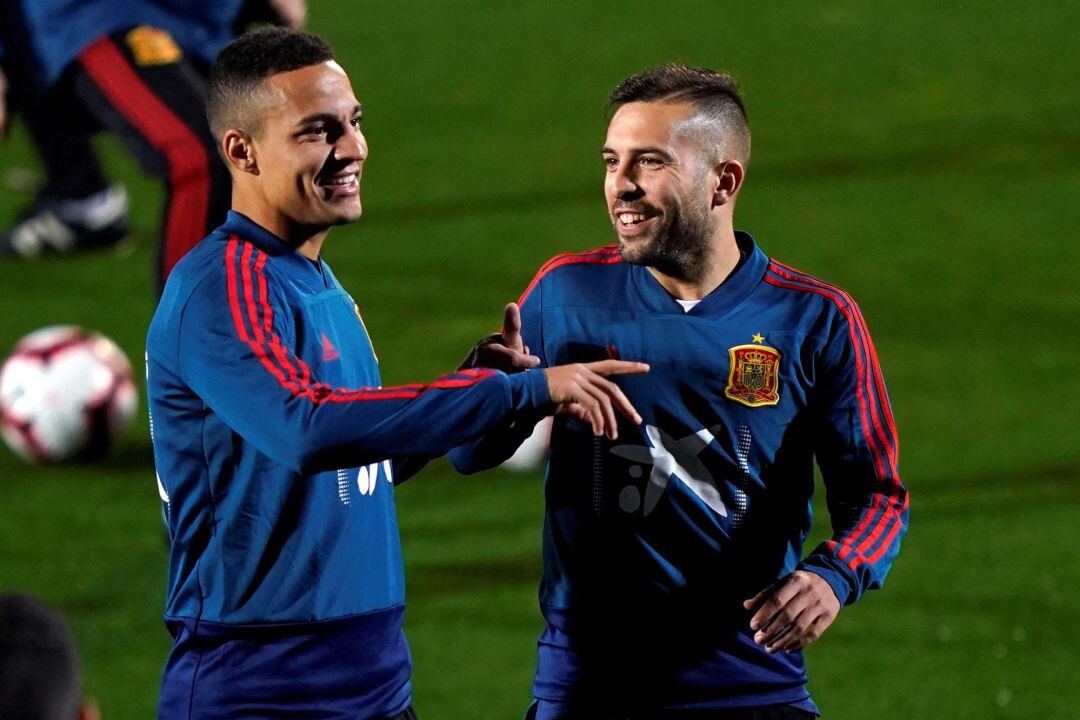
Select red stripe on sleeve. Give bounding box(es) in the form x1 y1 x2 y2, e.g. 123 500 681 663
849 496 910 568
853 499 909 567
836 496 888 562
249 247 306 389
517 245 621 306
764 265 905 572
763 271 889 482
225 237 301 395
772 261 899 468
225 239 249 344
224 238 496 405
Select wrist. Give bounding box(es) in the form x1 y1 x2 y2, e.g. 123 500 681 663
507 368 550 413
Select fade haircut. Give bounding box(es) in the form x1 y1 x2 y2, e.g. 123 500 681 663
0 594 81 720
207 27 336 141
608 64 751 165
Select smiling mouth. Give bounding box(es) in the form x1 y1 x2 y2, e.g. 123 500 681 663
614 210 660 228
318 172 360 197
617 212 648 226
320 173 357 186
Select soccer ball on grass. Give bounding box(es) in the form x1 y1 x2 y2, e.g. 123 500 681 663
0 325 138 463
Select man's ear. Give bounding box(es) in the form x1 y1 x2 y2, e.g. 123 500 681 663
222 129 259 176
711 160 745 208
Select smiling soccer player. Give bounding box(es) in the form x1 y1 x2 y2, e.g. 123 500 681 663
454 64 909 719
146 28 647 720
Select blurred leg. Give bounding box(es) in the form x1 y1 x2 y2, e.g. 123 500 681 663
21 93 110 201
0 87 128 257
71 28 231 292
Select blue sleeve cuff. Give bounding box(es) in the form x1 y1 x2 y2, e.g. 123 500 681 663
798 554 856 606
506 368 550 413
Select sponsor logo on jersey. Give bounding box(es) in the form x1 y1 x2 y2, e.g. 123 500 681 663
725 344 781 407
335 460 394 506
321 333 340 362
610 424 731 517
125 27 183 66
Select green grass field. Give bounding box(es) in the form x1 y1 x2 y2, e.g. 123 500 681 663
2 2 1078 718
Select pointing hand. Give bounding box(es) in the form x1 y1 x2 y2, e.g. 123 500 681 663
543 360 649 440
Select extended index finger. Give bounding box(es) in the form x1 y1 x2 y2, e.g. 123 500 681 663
502 303 523 350
584 359 650 377
581 367 643 426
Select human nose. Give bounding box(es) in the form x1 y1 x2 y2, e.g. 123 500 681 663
334 129 367 163
610 162 641 199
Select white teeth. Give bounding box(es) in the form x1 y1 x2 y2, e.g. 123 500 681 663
325 174 356 186
618 213 647 225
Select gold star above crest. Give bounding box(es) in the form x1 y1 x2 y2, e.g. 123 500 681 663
751 333 765 344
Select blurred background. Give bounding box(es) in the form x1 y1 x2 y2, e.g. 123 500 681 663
1 1 1078 718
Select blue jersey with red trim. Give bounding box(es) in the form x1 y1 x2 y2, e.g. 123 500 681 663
452 232 907 713
146 211 549 719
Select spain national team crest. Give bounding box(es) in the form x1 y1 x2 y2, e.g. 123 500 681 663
725 344 781 407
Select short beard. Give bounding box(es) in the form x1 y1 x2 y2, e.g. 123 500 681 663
616 193 714 283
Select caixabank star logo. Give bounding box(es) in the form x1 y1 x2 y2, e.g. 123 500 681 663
725 343 781 408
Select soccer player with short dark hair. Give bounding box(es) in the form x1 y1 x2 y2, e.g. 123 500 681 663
147 27 648 720
453 64 909 718
0 593 99 720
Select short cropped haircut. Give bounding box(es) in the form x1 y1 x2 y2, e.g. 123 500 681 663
0 594 81 720
609 64 751 164
207 27 336 140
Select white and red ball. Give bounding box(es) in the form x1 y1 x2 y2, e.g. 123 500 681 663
0 326 138 463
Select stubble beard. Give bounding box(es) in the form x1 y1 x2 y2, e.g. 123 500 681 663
616 193 714 283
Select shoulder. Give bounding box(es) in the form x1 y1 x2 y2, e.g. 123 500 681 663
188 231 294 291
158 233 293 327
760 259 882 354
517 244 623 304
762 258 866 322
150 234 227 331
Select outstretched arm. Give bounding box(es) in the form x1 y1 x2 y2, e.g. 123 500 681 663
175 267 644 475
173 266 544 474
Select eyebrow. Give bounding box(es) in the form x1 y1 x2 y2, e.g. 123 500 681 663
295 104 364 127
601 146 675 160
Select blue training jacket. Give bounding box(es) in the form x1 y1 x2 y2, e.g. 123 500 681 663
0 0 246 90
146 211 549 719
452 233 908 714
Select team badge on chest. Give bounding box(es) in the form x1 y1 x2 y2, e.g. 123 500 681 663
725 344 781 407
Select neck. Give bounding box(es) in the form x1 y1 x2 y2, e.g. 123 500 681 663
647 223 741 301
232 193 329 260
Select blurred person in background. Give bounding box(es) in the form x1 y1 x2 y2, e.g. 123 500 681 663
0 593 100 720
0 0 306 291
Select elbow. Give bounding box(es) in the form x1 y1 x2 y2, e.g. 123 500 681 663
255 435 309 474
449 443 509 475
290 435 339 475
448 446 484 476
